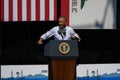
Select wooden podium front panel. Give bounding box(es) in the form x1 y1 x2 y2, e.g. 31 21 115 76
50 60 76 80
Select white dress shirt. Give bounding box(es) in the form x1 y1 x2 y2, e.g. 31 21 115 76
40 26 80 40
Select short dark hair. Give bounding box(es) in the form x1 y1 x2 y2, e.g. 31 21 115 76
58 16 66 22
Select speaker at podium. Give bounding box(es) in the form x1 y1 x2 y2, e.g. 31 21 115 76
44 40 79 80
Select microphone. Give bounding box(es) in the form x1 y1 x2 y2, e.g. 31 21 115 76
58 30 63 39
58 28 66 39
63 30 66 37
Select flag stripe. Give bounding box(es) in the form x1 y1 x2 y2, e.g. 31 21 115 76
36 0 40 21
27 0 31 21
22 0 27 21
61 0 69 25
0 0 4 21
49 0 54 20
45 0 49 21
40 0 45 21
13 0 18 21
31 0 36 21
9 0 13 21
4 0 9 21
54 0 57 20
18 0 22 21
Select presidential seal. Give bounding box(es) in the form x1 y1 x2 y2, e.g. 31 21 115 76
59 42 70 55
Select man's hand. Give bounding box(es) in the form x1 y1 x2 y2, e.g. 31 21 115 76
71 34 76 39
38 38 43 45
71 34 81 42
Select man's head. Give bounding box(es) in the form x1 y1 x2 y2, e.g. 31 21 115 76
58 16 66 28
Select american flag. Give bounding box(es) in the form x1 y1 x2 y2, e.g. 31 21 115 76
0 0 57 22
0 0 70 25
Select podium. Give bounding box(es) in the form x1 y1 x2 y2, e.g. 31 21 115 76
44 40 79 80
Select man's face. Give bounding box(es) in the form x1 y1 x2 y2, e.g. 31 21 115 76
58 18 66 28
